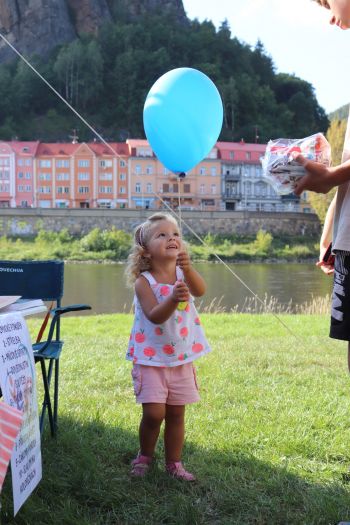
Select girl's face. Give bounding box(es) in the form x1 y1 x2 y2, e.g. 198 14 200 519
145 220 182 261
318 0 350 29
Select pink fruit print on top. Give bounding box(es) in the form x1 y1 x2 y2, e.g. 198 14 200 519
180 327 189 340
192 341 204 353
143 347 156 358
184 303 190 313
129 347 135 357
178 353 188 361
160 285 170 297
154 326 163 336
135 330 145 343
162 343 176 356
194 317 201 326
175 315 183 324
133 356 138 364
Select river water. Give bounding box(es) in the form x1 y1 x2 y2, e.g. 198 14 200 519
62 262 332 314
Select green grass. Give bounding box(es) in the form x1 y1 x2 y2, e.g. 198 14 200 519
2 314 350 524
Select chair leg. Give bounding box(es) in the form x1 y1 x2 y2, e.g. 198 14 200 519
53 359 59 436
39 358 55 437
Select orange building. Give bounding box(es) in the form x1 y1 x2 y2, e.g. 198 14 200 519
34 142 129 208
127 139 222 211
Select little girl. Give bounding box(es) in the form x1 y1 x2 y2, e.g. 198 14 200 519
125 212 211 481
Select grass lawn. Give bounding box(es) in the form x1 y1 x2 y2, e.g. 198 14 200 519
1 313 350 524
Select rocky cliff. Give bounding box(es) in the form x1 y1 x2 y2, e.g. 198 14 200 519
0 0 186 62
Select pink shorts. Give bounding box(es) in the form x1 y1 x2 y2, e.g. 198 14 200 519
131 363 200 405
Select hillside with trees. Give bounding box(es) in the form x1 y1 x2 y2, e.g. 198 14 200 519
0 10 328 143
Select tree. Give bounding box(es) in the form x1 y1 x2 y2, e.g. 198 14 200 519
306 119 346 223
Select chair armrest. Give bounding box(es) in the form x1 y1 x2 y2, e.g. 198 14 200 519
52 304 91 316
34 304 91 353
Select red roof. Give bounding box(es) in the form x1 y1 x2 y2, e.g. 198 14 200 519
216 141 266 163
6 141 40 156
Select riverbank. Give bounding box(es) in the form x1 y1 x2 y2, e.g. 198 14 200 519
0 228 319 263
1 313 349 524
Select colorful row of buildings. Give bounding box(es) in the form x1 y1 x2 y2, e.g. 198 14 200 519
0 139 309 213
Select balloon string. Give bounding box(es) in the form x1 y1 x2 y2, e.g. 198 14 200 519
178 176 182 233
152 190 298 338
0 31 122 160
0 30 296 339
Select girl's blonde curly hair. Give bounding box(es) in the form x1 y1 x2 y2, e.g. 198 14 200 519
125 212 179 286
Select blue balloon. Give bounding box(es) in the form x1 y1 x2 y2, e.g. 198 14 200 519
143 67 223 173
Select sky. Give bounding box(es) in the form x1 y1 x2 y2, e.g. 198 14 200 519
182 0 350 115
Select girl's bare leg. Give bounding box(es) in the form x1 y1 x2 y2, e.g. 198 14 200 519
164 404 185 462
140 403 166 457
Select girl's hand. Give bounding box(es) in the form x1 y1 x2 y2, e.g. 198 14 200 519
171 281 190 303
177 251 191 272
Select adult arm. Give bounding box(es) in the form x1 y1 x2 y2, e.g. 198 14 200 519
316 194 336 275
294 156 350 195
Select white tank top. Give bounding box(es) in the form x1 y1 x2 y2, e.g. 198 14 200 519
126 267 211 367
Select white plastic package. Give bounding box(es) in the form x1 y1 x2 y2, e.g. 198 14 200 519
261 133 331 195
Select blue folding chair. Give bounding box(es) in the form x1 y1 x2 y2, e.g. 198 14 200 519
0 260 91 437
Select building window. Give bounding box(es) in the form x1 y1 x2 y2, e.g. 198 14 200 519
18 185 24 192
78 172 90 180
18 159 24 166
99 186 113 193
200 184 205 194
211 167 217 176
246 152 251 160
25 159 32 166
18 172 24 179
120 186 126 194
146 183 152 193
163 167 168 175
100 159 113 168
119 173 126 181
163 183 169 193
38 186 51 194
40 160 51 168
200 167 206 175
56 159 70 168
78 159 90 167
78 186 89 193
139 149 152 157
173 183 178 193
211 184 216 194
57 186 70 194
230 151 234 160
135 182 141 193
25 172 31 179
57 173 70 181
25 185 31 192
146 165 153 175
184 184 190 193
135 165 141 175
39 173 51 181
120 160 126 167
99 173 112 181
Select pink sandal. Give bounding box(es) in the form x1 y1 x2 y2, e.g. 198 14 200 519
130 454 153 477
166 461 196 481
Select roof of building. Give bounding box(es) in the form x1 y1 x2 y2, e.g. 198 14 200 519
5 141 40 156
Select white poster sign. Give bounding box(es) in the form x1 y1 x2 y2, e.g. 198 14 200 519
0 312 42 515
